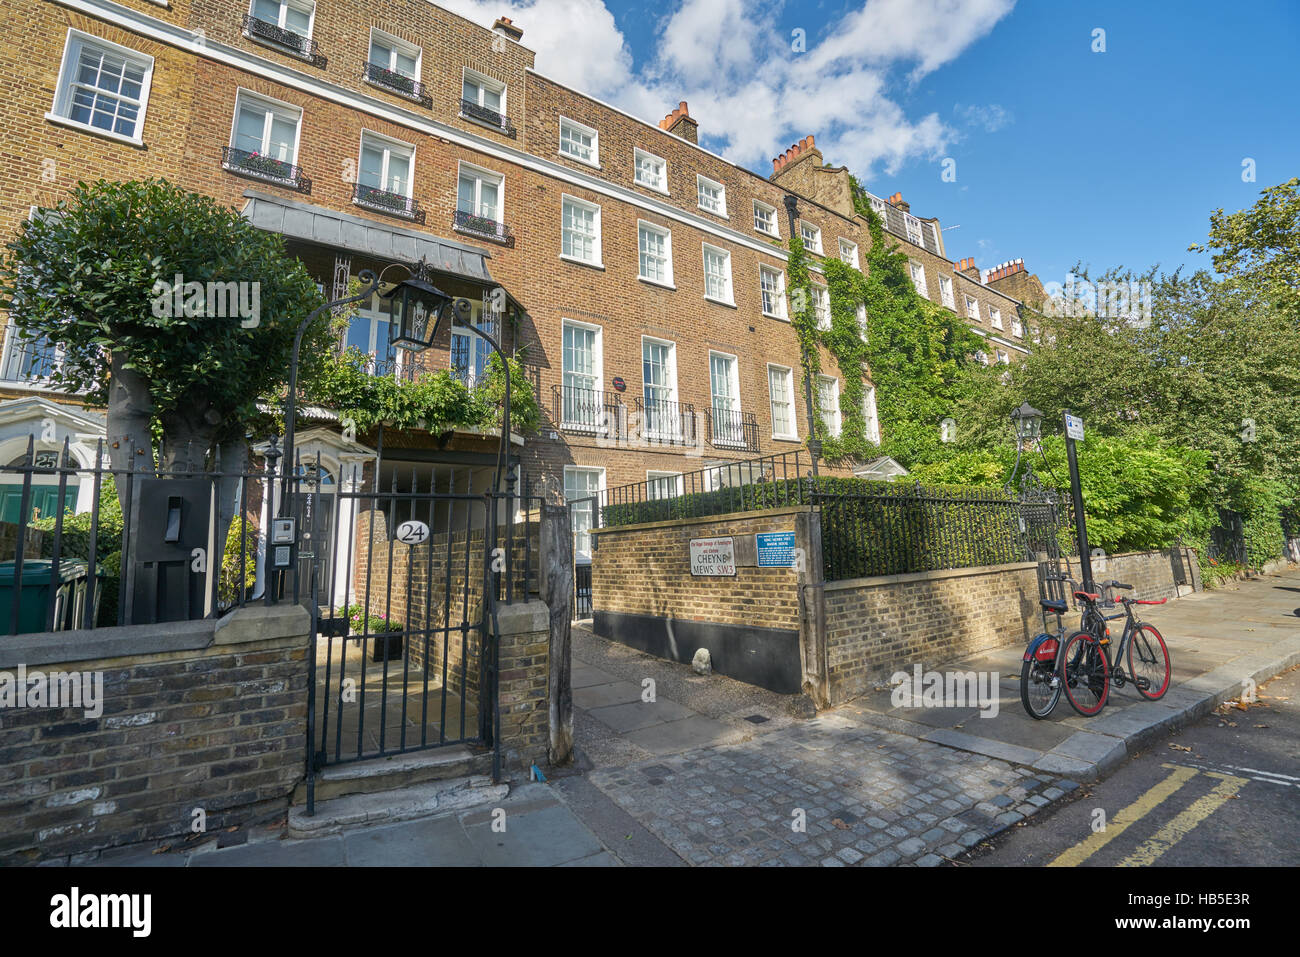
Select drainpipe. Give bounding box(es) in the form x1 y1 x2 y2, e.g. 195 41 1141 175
783 194 820 477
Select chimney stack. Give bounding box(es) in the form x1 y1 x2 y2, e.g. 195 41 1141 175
984 259 1026 283
492 16 523 42
888 191 911 213
659 101 698 144
771 135 819 177
954 257 981 281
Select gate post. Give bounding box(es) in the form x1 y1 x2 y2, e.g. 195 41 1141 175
541 503 574 765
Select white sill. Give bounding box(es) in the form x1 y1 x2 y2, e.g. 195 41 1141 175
639 276 676 291
697 205 728 219
45 112 145 148
755 229 781 240
560 255 604 270
559 150 601 170
703 295 736 308
635 180 669 196
764 312 790 322
771 434 800 443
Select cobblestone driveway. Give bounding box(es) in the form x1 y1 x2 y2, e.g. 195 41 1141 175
587 713 1077 866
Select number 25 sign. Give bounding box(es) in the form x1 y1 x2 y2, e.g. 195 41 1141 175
395 520 430 545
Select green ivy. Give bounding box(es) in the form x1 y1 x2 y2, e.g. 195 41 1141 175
302 348 540 435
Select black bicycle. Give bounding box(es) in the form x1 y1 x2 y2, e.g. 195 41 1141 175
1059 580 1172 716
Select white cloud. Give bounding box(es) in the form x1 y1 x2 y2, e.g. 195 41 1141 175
955 102 1014 132
435 0 1017 179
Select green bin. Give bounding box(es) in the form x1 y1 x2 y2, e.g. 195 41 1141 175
0 560 102 634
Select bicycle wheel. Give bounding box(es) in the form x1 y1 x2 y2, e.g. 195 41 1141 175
1021 658 1061 719
1061 630 1109 716
1127 623 1171 700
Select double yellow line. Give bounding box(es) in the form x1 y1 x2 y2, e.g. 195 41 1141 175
1048 764 1246 867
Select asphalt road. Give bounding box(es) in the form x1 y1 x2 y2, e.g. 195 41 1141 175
965 665 1300 867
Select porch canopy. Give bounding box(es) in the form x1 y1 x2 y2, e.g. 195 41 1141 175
238 189 525 311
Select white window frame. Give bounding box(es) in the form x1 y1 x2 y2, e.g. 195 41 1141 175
636 220 674 288
646 470 684 500
368 28 421 79
989 305 1003 330
800 221 822 254
357 129 415 198
996 349 1010 365
904 211 924 246
839 239 860 269
965 295 980 321
227 88 303 168
633 147 668 194
767 363 798 441
560 194 602 267
249 0 316 39
558 115 599 167
696 174 727 217
564 465 605 562
461 66 505 112
456 161 504 221
813 285 831 331
753 200 779 237
759 265 787 320
862 385 881 444
47 30 155 147
708 350 745 449
1012 317 1024 338
702 243 734 305
856 304 868 340
935 275 953 310
909 261 929 299
560 318 603 430
817 375 842 439
641 335 680 440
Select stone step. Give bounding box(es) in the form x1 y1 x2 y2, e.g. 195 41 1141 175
291 746 491 805
287 775 509 838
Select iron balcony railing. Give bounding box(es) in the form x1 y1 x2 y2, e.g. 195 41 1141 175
634 395 698 446
453 208 515 247
552 385 624 439
707 407 759 452
221 146 312 193
353 183 425 223
0 334 81 391
362 61 432 108
459 98 517 137
241 14 327 67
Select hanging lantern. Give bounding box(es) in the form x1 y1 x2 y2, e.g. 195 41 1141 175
382 261 451 351
1010 401 1044 442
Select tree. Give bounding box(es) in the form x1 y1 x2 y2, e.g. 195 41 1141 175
1192 176 1300 320
0 178 333 529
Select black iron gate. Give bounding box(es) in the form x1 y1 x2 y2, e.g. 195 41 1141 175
295 453 538 809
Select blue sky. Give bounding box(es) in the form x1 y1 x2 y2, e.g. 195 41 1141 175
445 0 1298 284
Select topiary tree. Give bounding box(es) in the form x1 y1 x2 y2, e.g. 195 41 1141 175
0 178 333 534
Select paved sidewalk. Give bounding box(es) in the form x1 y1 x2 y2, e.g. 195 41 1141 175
87 783 615 868
845 566 1300 780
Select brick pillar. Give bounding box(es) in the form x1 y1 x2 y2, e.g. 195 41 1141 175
494 600 551 769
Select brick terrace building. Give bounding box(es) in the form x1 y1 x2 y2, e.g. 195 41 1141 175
0 0 1038 571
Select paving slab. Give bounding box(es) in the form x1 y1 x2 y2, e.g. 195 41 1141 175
573 680 645 710
192 836 347 867
621 714 745 755
342 814 478 866
462 803 605 867
587 697 695 733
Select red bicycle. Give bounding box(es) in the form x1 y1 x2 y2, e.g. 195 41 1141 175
1060 580 1172 716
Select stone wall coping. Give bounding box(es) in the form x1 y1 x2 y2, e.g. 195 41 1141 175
825 560 1038 592
0 604 310 669
496 599 549 635
590 505 813 537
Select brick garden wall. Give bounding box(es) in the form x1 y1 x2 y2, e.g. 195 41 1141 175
1057 547 1198 602
351 508 536 701
0 605 309 864
823 562 1040 707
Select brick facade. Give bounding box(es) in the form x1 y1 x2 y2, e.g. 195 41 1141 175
1 0 1037 500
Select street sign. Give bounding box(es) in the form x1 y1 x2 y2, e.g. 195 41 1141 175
756 531 796 567
1065 414 1085 441
689 537 736 576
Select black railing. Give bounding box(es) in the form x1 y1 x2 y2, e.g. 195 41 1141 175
241 14 327 67
633 395 698 446
552 385 623 439
453 208 515 247
353 183 425 223
459 98 516 137
574 562 592 619
362 61 432 108
707 407 760 452
221 146 312 193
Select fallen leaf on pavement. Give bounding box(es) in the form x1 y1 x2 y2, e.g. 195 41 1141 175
1254 724 1269 729
1169 743 1193 752
832 818 851 830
